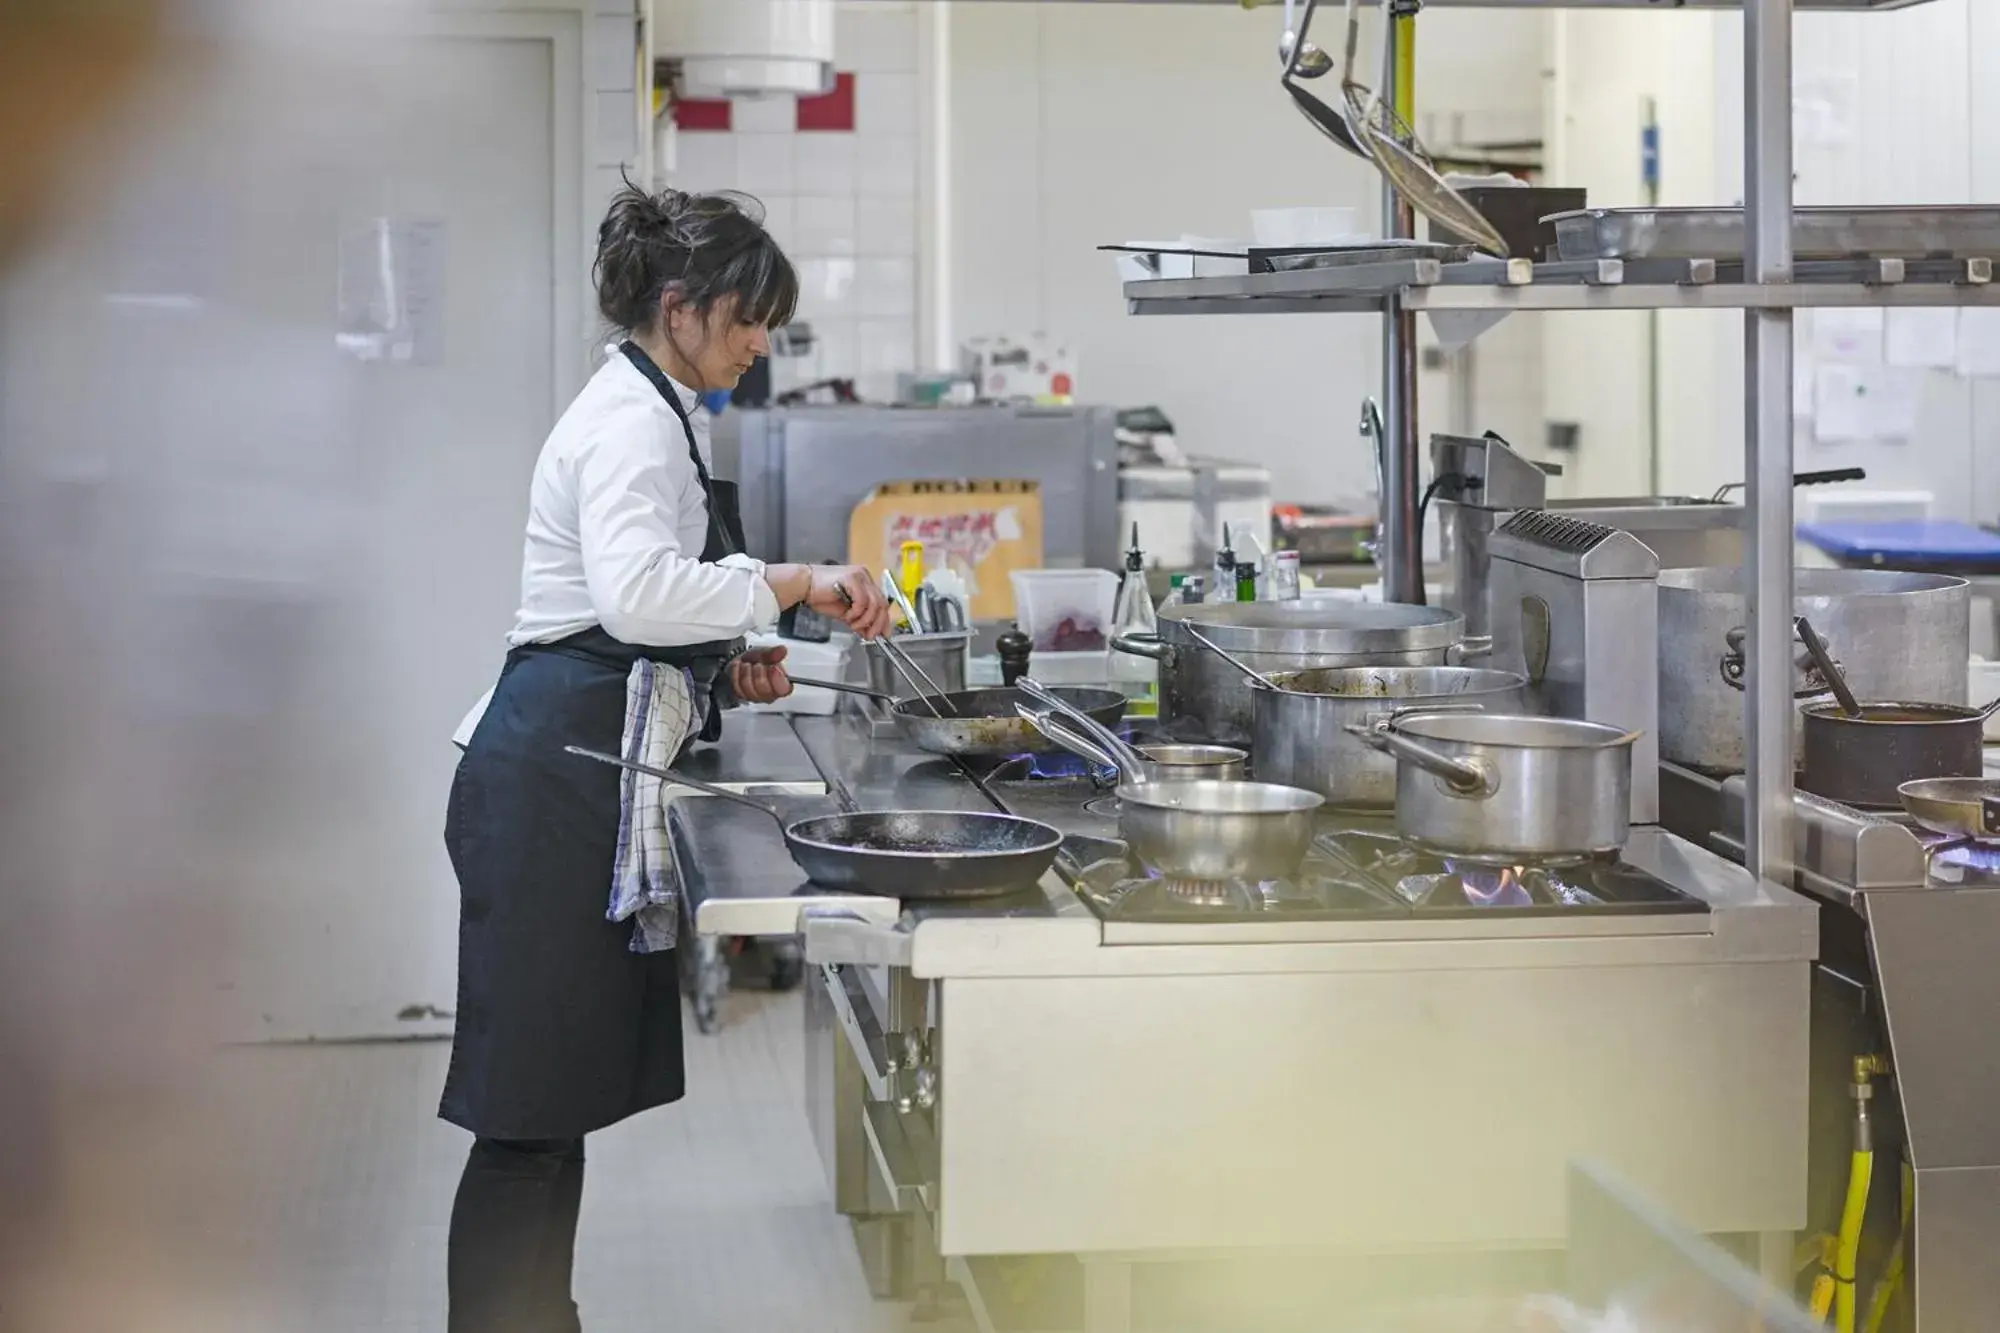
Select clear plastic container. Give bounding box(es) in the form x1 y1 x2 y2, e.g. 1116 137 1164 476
1009 569 1120 653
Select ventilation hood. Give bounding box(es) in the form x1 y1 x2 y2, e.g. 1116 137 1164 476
655 0 834 100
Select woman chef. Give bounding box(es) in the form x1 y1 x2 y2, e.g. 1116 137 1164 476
440 183 892 1332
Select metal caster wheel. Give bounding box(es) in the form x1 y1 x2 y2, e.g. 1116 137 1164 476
767 947 804 992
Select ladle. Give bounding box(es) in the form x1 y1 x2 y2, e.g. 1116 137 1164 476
1794 615 1861 717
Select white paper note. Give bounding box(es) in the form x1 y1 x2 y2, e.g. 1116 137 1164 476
1813 364 1921 444
1811 307 1884 364
1794 74 1858 147
335 217 446 366
1958 309 2000 378
1884 308 1958 370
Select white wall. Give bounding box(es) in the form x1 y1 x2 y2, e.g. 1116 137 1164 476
1551 1 2000 513
659 1 929 400
945 2 1547 508
1707 0 2000 521
1542 10 1727 501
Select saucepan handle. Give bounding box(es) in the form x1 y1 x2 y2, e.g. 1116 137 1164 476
785 675 897 703
1110 631 1171 662
1446 638 1493 665
1342 723 1494 797
1015 705 1123 786
1360 701 1485 729
1016 676 1151 771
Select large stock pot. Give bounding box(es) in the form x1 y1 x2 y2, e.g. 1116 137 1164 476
1656 567 1969 774
1113 600 1466 746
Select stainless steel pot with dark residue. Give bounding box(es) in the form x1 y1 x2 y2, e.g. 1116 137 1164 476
1252 665 1530 806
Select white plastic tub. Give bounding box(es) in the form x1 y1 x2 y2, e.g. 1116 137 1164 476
1010 569 1120 653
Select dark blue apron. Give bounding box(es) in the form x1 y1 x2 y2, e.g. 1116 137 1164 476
439 342 746 1139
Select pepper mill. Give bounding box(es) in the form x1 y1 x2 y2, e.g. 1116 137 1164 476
996 624 1032 686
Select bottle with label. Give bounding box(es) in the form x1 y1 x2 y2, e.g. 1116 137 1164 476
1267 550 1302 601
1234 561 1259 603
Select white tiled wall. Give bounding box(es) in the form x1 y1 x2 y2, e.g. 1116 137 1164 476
664 2 925 400
589 0 641 238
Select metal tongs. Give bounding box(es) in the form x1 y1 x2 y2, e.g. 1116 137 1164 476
833 577 957 717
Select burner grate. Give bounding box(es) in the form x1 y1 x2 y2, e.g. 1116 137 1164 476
1315 830 1701 916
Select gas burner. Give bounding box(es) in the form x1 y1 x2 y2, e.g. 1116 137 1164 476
1917 832 2000 885
1005 750 1111 783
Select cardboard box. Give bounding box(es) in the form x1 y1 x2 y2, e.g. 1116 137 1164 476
847 480 1044 621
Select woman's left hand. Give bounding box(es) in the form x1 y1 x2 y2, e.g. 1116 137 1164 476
729 645 794 705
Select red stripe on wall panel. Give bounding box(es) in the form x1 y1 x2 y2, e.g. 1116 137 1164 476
673 98 732 132
796 72 856 133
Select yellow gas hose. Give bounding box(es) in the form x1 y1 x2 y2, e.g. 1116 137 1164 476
1833 1147 1873 1333
1862 1159 1914 1333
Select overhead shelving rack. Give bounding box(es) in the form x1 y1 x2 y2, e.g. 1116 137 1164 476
1125 256 1999 313
1121 0 1970 895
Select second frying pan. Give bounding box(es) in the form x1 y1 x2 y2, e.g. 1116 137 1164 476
565 746 1062 898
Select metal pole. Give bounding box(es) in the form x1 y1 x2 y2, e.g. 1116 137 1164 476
1743 0 1795 886
1379 2 1423 605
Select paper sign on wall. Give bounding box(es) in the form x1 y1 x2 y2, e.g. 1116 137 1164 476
1884 308 1958 370
336 218 446 366
1794 74 1858 147
1813 364 1920 444
1811 307 1884 365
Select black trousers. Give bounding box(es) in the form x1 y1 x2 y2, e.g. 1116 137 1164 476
448 1137 586 1333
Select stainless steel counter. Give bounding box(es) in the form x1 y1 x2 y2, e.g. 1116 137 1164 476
669 710 1818 1286
680 711 828 787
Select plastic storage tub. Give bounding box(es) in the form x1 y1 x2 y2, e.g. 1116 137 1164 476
1010 569 1120 652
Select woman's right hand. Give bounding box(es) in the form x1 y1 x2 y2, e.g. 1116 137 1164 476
805 565 893 640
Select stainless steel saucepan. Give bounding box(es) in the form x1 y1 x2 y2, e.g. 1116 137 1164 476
1792 615 1997 809
1350 712 1637 860
1115 779 1325 882
1253 665 1529 807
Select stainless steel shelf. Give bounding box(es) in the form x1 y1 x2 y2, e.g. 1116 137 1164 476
1222 0 1929 8
1124 255 1999 315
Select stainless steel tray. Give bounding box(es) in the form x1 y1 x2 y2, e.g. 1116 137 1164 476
1550 206 2000 261
1260 240 1475 272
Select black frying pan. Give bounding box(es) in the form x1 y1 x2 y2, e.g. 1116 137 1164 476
788 677 1128 758
565 747 1062 899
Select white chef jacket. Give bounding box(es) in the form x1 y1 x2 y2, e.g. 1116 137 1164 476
452 349 778 746
510 349 779 647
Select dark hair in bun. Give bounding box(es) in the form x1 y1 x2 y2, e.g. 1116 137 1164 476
593 172 799 335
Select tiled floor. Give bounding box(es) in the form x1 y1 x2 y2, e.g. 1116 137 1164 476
209 991 904 1333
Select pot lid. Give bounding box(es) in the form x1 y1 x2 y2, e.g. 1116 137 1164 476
1162 599 1463 654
